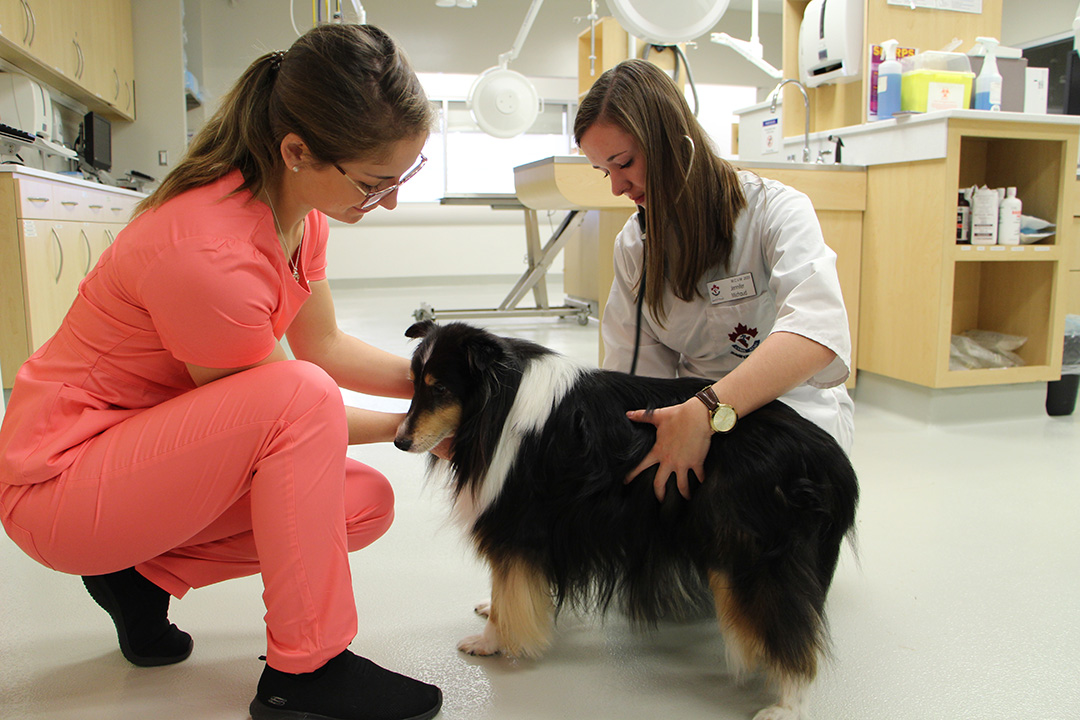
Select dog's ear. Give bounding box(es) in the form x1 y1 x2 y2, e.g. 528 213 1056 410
464 333 505 374
405 320 436 339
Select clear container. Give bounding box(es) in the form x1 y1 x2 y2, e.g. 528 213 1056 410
901 51 972 74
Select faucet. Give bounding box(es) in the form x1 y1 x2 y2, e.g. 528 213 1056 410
768 78 811 163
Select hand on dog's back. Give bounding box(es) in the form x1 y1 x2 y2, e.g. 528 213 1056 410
624 401 711 502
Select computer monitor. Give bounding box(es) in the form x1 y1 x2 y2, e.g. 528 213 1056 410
81 111 111 171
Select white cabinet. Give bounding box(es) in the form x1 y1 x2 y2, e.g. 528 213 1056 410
0 170 140 388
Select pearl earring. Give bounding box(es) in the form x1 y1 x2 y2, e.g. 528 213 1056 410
292 166 299 173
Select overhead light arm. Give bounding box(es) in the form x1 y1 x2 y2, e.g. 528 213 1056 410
709 0 782 80
498 0 545 69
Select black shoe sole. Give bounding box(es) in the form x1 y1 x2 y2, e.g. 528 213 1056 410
82 574 193 667
248 690 443 720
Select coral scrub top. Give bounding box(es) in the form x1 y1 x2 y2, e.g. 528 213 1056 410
0 170 328 487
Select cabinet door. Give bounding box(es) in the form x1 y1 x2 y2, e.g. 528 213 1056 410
106 0 135 119
85 221 120 270
50 2 88 90
0 0 34 53
0 0 52 59
66 0 135 119
21 220 90 348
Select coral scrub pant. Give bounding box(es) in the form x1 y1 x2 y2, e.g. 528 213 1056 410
0 361 394 674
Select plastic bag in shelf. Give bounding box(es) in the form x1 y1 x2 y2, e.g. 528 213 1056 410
1019 214 1055 244
949 329 1027 370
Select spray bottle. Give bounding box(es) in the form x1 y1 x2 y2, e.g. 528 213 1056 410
877 39 902 120
974 37 1003 111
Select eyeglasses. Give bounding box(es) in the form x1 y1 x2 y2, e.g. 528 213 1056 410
334 153 427 210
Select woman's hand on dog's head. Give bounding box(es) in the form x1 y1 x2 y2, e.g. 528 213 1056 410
429 436 454 461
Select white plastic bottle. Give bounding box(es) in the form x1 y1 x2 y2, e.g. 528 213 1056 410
974 37 1003 111
998 186 1022 245
877 39 902 120
971 186 999 245
957 190 971 243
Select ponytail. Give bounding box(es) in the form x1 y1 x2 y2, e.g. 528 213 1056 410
137 24 434 215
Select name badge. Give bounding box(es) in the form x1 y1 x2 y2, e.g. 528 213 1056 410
707 272 757 305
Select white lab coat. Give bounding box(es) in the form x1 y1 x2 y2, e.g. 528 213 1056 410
601 171 855 452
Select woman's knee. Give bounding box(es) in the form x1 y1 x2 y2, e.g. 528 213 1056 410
251 361 345 421
344 464 395 551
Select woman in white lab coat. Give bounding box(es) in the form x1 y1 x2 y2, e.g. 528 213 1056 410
575 59 854 503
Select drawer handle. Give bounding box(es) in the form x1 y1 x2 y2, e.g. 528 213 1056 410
73 38 85 79
89 204 104 210
61 201 79 208
105 229 115 246
113 69 120 101
22 0 36 47
81 229 91 274
51 228 63 282
27 196 49 203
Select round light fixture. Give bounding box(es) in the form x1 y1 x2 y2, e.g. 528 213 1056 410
605 0 730 45
467 66 540 139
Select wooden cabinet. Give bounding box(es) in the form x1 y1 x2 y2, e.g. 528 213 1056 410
858 117 1076 388
0 170 140 388
514 157 866 381
0 0 135 121
779 0 1003 138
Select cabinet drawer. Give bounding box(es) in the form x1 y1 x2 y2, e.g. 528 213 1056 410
103 193 139 224
14 178 55 219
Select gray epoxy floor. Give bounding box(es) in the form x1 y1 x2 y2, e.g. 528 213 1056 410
1 279 1078 720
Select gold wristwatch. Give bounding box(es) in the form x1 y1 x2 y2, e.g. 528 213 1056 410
694 386 737 433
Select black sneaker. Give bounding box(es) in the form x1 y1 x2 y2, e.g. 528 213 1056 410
82 569 193 667
249 649 442 720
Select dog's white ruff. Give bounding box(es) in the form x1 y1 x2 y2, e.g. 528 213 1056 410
451 353 584 529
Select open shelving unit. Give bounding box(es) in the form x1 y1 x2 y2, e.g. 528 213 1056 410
859 117 1077 389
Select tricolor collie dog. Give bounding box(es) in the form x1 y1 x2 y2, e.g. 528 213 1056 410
394 321 858 720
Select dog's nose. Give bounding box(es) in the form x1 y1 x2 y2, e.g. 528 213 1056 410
394 436 412 452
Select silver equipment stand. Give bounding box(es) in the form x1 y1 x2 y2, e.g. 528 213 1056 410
413 195 593 325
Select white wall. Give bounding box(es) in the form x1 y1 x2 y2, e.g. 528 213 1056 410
1001 0 1078 46
123 0 1076 282
174 0 785 282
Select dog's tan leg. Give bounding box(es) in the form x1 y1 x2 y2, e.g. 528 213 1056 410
708 570 814 720
458 555 553 659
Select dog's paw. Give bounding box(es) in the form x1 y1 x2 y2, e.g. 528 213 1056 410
474 601 491 619
752 705 801 720
458 632 501 657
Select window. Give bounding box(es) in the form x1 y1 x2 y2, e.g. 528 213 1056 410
397 74 577 203
396 74 757 203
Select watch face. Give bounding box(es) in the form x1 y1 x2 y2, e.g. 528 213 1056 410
711 405 737 433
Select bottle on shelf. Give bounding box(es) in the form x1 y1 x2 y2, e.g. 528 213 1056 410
877 39 902 121
971 186 999 245
998 186 1022 245
973 37 1003 112
957 189 971 243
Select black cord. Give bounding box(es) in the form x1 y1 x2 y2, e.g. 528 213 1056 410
629 207 646 376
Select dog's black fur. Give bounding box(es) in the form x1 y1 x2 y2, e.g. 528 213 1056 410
395 320 858 718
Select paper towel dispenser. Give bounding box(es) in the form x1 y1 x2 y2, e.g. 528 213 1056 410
798 0 863 88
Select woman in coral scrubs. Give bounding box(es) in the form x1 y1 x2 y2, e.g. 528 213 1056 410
0 24 441 720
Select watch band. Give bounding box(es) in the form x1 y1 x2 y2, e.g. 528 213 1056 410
695 385 720 412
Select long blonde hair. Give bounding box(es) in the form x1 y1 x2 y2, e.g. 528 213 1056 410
574 59 746 325
137 23 435 214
